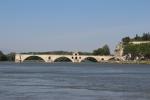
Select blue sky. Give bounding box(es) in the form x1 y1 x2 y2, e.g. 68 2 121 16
0 0 150 53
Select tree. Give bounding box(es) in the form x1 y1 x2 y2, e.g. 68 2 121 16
134 34 141 41
102 45 110 55
0 51 8 61
130 33 150 41
7 52 16 61
122 36 130 44
93 48 103 55
93 44 110 55
142 33 150 41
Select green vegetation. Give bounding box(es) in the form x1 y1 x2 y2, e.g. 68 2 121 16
0 51 8 61
93 45 110 55
7 52 16 61
78 52 93 55
122 33 150 60
124 43 150 59
0 51 15 61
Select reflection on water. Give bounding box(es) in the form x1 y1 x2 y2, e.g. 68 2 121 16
0 62 150 100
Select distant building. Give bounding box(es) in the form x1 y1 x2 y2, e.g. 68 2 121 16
129 41 150 44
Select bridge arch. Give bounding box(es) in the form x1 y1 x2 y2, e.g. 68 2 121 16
22 55 46 62
115 57 122 61
81 57 98 62
53 56 73 62
108 57 116 61
108 57 122 61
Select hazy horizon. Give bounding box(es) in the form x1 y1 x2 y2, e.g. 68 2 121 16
0 0 150 54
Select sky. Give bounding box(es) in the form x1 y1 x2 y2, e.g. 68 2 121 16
0 0 150 54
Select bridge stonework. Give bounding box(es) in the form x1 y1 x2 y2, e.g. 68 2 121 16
15 52 123 63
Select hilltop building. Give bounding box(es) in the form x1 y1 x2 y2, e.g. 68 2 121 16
129 41 150 44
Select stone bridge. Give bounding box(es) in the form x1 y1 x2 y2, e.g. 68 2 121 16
15 52 122 63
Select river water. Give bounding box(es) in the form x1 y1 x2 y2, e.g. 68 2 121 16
0 62 150 100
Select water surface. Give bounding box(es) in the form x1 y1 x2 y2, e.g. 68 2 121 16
0 62 150 100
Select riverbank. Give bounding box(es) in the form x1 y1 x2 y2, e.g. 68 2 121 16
0 60 150 64
116 60 150 64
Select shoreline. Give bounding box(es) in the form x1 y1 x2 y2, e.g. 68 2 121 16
0 61 150 64
109 60 150 64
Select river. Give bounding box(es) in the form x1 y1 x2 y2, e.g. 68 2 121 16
0 62 150 100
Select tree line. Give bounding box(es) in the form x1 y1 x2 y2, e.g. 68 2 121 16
0 51 15 61
122 32 150 44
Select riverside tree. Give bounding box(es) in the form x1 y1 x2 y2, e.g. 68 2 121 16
0 51 8 61
93 45 110 55
124 43 150 60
